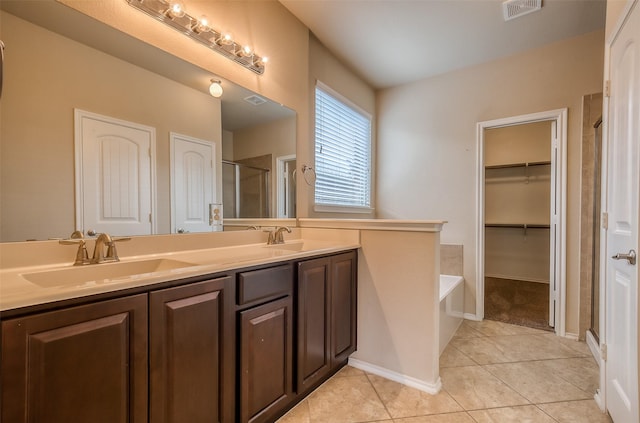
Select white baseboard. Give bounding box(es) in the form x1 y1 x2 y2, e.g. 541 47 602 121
484 273 549 284
585 330 601 365
348 358 442 395
564 332 579 341
463 313 482 321
594 390 605 412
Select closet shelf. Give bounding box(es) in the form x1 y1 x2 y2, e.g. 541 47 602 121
485 161 551 170
485 223 550 229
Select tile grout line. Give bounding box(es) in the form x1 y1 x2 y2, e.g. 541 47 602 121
363 372 395 421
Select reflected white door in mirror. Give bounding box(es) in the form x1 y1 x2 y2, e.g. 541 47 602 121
74 110 157 237
170 133 219 234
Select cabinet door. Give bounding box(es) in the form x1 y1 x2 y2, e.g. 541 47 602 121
149 276 234 423
297 257 331 393
1 294 148 423
239 296 293 423
331 251 358 365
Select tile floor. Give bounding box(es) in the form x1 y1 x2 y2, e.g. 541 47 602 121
276 319 613 423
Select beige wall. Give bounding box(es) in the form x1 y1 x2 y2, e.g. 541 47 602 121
484 121 552 166
232 116 296 216
353 229 440 388
307 34 377 218
0 12 221 241
606 0 631 39
376 30 605 335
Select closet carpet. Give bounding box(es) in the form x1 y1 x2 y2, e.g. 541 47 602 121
484 277 553 331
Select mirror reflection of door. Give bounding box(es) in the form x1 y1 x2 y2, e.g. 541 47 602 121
276 155 296 218
75 109 155 237
170 133 218 234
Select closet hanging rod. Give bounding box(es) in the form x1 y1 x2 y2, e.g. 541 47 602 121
485 161 551 170
484 223 550 229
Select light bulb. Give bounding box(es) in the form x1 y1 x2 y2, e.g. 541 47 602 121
254 56 268 67
194 15 210 33
167 1 186 18
209 80 223 98
219 33 233 45
240 45 253 57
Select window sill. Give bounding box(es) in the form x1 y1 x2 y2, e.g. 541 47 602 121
313 204 375 214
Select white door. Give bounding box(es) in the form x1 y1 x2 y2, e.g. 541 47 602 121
605 2 639 422
75 110 155 237
170 133 217 233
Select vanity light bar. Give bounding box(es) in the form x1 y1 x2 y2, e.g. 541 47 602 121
126 0 266 74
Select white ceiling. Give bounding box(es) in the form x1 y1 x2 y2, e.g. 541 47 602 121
279 0 607 89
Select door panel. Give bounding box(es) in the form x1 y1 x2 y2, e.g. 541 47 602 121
331 252 357 364
297 258 331 392
76 110 154 236
149 277 232 423
605 3 639 422
239 297 293 423
170 133 216 233
1 295 148 423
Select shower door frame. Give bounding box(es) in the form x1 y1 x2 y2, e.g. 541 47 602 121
475 108 568 336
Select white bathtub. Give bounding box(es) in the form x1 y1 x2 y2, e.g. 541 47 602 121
439 274 464 355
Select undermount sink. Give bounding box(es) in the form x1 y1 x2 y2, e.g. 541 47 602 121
22 259 197 288
265 241 306 251
264 240 331 252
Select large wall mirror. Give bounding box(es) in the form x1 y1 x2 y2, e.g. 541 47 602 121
0 1 296 242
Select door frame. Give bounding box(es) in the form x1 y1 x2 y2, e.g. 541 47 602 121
598 0 639 414
475 108 568 336
74 109 157 235
276 154 296 218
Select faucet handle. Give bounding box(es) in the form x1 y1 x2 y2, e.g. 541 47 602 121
59 238 91 266
267 230 276 245
105 236 131 261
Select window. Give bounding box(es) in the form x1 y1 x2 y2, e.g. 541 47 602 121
314 83 372 210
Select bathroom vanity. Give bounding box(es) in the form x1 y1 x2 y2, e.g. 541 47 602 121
0 236 357 423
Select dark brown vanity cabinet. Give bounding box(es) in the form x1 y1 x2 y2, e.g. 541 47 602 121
1 294 149 423
1 276 233 423
237 265 294 423
297 251 357 394
149 276 234 423
1 249 357 423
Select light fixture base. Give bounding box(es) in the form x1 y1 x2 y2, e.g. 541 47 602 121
127 0 265 74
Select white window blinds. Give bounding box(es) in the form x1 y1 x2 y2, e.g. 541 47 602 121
314 84 372 209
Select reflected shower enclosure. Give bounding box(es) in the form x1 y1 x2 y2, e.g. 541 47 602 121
222 160 270 218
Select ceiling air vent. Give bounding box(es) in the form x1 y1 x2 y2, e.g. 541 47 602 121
244 94 268 106
503 0 542 21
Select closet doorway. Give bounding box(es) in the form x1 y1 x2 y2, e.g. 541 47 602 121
476 109 567 335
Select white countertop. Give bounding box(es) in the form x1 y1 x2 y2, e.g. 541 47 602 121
0 238 360 312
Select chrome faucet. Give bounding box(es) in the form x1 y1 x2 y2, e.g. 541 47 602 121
91 233 131 264
267 226 291 245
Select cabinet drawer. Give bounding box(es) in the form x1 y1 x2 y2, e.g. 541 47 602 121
238 265 292 306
